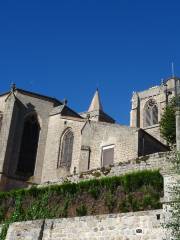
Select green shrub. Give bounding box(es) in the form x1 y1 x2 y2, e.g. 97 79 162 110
0 207 5 222
76 204 87 216
119 200 130 212
160 96 178 144
105 191 117 212
88 186 100 199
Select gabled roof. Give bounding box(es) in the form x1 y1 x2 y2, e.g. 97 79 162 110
50 104 82 119
16 88 62 105
0 88 62 105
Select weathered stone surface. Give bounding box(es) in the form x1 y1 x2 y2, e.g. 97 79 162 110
5 210 165 240
5 220 45 240
40 152 171 187
0 86 169 190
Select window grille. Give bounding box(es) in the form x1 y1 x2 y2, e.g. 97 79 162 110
143 99 158 127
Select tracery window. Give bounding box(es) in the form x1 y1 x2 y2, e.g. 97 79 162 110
58 129 74 169
143 99 158 127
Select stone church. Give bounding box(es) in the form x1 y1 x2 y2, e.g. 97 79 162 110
1 77 178 191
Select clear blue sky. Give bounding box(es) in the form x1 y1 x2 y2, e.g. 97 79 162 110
0 0 180 124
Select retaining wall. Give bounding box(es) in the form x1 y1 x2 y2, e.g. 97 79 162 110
5 210 165 240
40 152 171 187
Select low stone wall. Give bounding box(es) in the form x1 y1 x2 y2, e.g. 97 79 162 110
5 210 165 240
40 151 171 187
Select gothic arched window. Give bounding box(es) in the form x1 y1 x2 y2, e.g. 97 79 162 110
16 114 40 177
143 99 158 127
58 129 74 169
0 112 3 131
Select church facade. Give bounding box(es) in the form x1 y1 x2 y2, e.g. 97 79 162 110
0 77 176 191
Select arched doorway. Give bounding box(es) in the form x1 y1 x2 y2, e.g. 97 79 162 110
16 114 40 177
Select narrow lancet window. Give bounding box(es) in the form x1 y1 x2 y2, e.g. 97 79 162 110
58 129 74 169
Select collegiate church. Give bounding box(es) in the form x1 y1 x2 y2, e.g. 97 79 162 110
0 77 178 191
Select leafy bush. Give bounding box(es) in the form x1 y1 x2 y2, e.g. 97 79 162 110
88 186 100 199
105 191 117 212
160 97 178 144
76 204 87 216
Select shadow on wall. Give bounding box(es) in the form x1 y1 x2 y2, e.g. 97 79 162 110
1 100 40 191
138 129 169 156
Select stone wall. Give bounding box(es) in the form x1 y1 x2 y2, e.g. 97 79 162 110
0 94 8 112
0 90 58 190
42 115 168 184
42 115 84 183
1 152 174 240
42 117 141 183
143 125 162 143
11 91 56 184
80 121 139 170
5 210 165 240
138 130 168 156
40 152 171 186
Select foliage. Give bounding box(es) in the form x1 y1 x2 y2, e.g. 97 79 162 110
0 170 163 240
88 186 100 199
160 97 177 145
76 204 87 216
105 191 117 212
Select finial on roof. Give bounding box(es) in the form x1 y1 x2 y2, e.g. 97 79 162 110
63 99 68 106
11 83 16 92
88 89 103 112
161 78 164 85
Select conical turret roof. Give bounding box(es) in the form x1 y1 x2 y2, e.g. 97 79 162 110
88 89 103 112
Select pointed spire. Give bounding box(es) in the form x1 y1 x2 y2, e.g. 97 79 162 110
88 89 103 112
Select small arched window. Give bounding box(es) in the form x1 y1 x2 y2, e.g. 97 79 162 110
0 112 3 131
143 99 158 127
58 129 74 169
